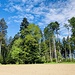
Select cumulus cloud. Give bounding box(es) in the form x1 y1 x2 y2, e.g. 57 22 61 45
3 0 75 38
13 5 23 11
22 0 27 3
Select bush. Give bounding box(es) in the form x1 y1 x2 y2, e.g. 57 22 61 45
62 58 72 62
0 55 3 64
72 59 75 62
52 58 56 62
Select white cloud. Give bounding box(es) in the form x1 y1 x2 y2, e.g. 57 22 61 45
24 14 34 20
14 19 21 23
3 0 75 38
8 0 22 3
22 0 27 3
13 5 23 11
58 35 67 40
11 15 23 19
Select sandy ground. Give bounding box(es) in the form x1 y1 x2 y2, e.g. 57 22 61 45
0 64 75 75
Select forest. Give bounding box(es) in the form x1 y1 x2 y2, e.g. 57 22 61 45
0 17 75 64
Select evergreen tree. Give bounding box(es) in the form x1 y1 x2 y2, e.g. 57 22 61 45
22 24 42 63
20 18 29 38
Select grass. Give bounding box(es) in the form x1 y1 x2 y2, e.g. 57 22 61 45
0 61 75 65
44 62 75 64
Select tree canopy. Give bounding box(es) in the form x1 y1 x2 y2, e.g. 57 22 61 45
0 17 75 64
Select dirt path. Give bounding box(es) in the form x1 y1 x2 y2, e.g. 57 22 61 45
0 64 75 75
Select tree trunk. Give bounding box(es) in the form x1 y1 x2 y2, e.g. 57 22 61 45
69 41 72 61
39 39 41 56
68 30 72 61
65 46 67 61
0 41 2 56
0 41 2 63
49 38 52 62
53 35 57 62
57 33 61 61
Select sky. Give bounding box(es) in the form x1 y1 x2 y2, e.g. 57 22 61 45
0 0 75 39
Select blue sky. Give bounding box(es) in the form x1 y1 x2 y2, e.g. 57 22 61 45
0 0 75 39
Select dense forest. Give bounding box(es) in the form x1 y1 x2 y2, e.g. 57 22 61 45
0 17 75 64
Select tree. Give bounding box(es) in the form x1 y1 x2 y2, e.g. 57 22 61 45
1 38 8 64
8 37 23 64
44 22 60 62
0 18 8 62
54 22 61 61
49 22 59 62
24 35 40 63
22 24 42 63
68 17 75 61
19 22 43 64
44 25 53 62
20 17 29 38
40 41 48 62
68 17 75 45
62 37 67 60
64 24 72 61
8 36 13 45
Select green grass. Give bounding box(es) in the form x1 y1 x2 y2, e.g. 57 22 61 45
60 62 75 64
44 62 75 64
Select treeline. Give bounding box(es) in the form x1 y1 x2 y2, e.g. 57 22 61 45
0 17 75 64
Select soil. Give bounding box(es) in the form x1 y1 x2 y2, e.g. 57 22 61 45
0 64 75 75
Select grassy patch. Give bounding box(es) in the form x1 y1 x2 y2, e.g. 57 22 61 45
44 62 75 64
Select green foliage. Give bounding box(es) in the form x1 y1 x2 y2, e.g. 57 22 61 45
0 18 8 64
0 55 3 63
69 17 75 45
0 18 8 36
7 38 23 64
1 17 75 64
23 34 39 63
7 23 43 64
1 38 8 64
21 24 43 63
40 42 48 62
27 24 42 41
20 17 29 38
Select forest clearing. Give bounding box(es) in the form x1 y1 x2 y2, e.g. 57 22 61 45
0 64 75 75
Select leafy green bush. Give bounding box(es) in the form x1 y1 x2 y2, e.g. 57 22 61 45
52 58 56 62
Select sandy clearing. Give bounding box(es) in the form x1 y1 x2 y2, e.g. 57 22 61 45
0 64 75 75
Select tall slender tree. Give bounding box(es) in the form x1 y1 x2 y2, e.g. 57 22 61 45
54 22 61 61
62 37 67 60
64 24 72 61
49 22 60 62
68 17 75 45
0 18 8 61
44 21 60 62
44 26 52 62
